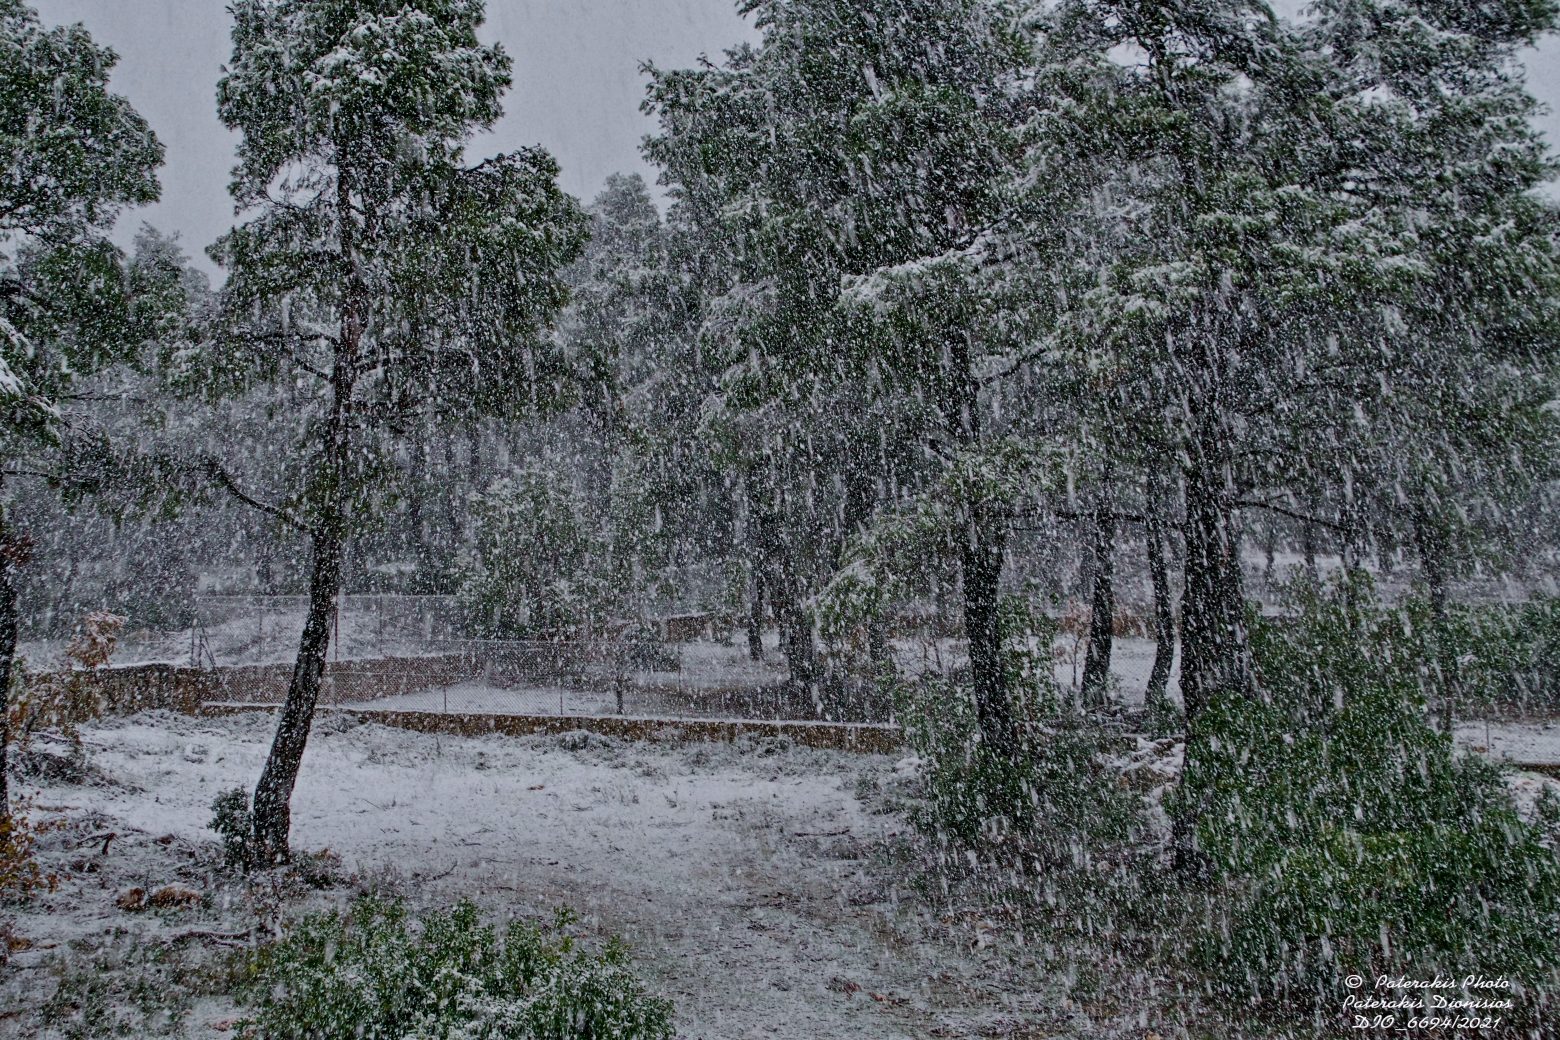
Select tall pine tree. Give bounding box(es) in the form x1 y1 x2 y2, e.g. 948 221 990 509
0 0 162 817
210 0 586 860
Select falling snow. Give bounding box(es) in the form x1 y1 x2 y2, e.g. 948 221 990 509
4 1 1560 1037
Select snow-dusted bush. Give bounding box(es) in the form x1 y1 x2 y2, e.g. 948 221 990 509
209 787 254 871
1415 596 1560 713
896 607 1137 864
236 898 672 1040
1181 585 1560 1016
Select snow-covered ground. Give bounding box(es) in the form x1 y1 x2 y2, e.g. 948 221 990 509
1455 718 1560 765
3 711 1086 1040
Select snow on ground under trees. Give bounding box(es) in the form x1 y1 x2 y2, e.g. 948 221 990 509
3 710 1106 1040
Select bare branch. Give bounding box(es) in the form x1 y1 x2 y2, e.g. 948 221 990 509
203 459 315 535
1235 498 1347 533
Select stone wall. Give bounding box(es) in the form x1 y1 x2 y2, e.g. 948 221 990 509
23 655 471 727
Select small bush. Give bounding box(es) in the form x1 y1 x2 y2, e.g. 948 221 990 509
1422 596 1560 713
1181 580 1560 1018
235 897 674 1040
39 942 196 1038
0 804 59 901
209 788 254 871
895 604 1138 865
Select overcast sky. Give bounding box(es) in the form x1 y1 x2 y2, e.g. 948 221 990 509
30 1 1560 275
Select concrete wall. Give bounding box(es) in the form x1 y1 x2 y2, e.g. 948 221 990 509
203 703 903 754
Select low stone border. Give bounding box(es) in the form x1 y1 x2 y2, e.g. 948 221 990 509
201 702 903 755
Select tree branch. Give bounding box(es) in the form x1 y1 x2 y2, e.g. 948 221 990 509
1235 498 1347 533
203 460 315 535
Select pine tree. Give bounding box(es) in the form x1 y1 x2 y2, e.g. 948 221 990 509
647 0 1031 741
209 0 587 861
1304 0 1560 724
1020 0 1559 868
0 0 163 817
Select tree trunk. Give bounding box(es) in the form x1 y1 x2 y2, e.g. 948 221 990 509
1415 516 1459 732
1301 521 1318 582
0 517 23 820
1177 459 1250 721
947 326 1015 756
1173 429 1250 878
251 171 362 864
1145 483 1174 710
841 449 890 671
749 471 818 693
963 502 1015 756
250 524 344 863
746 563 764 662
867 617 889 668
1080 491 1116 707
774 569 818 694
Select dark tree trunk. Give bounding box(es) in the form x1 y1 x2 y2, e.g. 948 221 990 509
749 470 818 692
1177 458 1250 721
746 563 764 662
250 524 344 863
442 437 461 540
963 503 1015 756
774 570 818 693
841 450 890 671
1301 521 1319 582
251 172 362 863
1173 425 1250 878
1415 516 1459 732
1145 483 1174 710
407 423 427 568
946 327 1015 756
867 617 889 668
0 519 23 820
1080 492 1116 707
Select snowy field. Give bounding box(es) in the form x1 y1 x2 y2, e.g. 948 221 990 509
7 708 1560 1039
3 711 1090 1040
1455 718 1560 766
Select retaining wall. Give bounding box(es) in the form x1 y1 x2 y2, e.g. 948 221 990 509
23 655 469 727
203 703 903 754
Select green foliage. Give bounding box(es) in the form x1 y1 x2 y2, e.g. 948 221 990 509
1414 596 1560 712
457 470 612 639
235 897 674 1040
39 942 195 1039
1265 576 1560 713
896 608 1136 863
0 0 162 443
1181 581 1560 1013
204 0 589 533
209 787 255 872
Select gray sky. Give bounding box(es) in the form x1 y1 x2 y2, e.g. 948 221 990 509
32 0 754 271
30 1 1560 274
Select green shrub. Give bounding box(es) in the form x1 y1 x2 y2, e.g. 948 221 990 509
896 606 1137 864
235 897 673 1040
1419 596 1560 713
39 942 196 1038
1181 580 1560 1016
209 787 254 871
